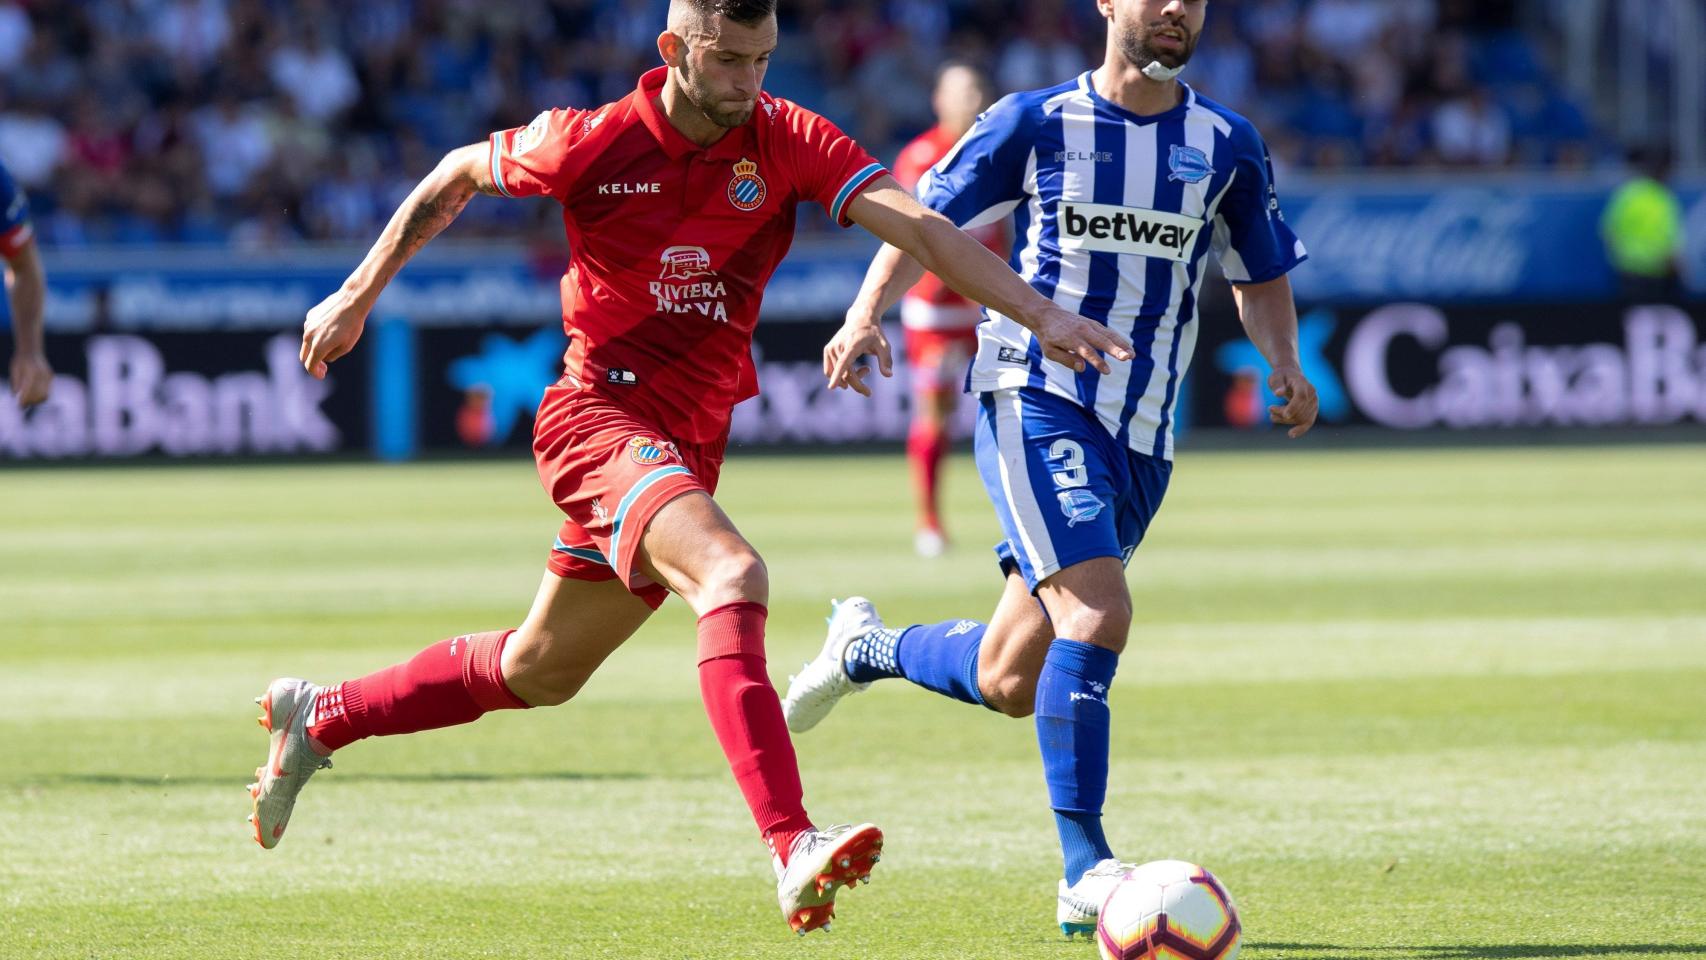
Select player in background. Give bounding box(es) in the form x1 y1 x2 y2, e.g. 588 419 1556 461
250 0 1132 937
889 62 1005 557
0 161 50 409
783 0 1319 937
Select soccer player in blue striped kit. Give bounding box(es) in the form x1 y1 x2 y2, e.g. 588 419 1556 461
783 0 1319 937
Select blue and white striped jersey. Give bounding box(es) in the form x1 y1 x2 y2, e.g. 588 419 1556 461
919 73 1306 459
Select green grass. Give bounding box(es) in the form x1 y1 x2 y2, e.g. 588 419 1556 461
3 446 1705 959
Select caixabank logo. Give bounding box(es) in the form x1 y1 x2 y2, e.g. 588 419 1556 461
0 334 342 458
1207 303 1706 431
1341 303 1706 428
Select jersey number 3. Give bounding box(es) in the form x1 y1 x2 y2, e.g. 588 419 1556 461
1050 439 1088 488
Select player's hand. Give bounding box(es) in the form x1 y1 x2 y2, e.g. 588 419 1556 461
1034 307 1133 375
1268 365 1318 438
8 350 52 408
822 315 893 397
300 288 372 380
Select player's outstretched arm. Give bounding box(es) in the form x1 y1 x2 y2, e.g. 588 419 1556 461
5 237 49 408
842 178 1133 383
1231 274 1318 439
300 143 502 379
818 243 925 396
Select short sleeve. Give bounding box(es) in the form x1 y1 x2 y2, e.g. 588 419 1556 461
0 164 33 258
917 94 1035 230
488 108 590 202
1212 125 1307 284
774 101 887 227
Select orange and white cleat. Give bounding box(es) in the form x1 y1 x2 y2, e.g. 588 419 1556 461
247 678 332 849
774 822 884 935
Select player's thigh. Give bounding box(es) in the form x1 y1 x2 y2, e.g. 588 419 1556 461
977 568 1055 715
635 490 767 614
503 571 657 705
972 387 1127 590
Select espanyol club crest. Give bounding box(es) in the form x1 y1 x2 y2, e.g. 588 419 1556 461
727 157 767 211
1168 144 1213 184
628 436 677 465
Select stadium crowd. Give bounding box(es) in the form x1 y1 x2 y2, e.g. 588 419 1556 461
0 0 1600 246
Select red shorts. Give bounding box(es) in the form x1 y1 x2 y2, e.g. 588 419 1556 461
532 382 725 609
904 325 978 394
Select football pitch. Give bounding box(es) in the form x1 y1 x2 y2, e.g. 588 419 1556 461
3 445 1705 959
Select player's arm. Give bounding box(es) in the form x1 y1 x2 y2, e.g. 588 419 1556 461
5 236 49 408
814 243 923 392
834 178 1133 395
1231 274 1317 439
300 143 501 379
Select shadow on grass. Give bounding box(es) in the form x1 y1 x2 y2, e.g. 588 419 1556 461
1253 944 1706 959
21 771 651 788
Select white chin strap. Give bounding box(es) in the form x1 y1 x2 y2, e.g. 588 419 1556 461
1141 60 1185 82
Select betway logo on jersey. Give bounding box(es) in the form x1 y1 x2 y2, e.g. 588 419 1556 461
1059 203 1203 262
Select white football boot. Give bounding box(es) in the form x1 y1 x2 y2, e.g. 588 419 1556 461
247 678 333 849
781 597 882 733
773 822 884 934
1057 858 1137 938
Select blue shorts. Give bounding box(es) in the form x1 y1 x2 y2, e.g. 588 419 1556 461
974 387 1172 591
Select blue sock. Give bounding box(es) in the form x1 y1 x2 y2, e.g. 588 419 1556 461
1035 638 1118 882
844 619 987 707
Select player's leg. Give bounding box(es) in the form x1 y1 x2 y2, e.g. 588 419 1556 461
1031 555 1131 933
249 571 653 848
785 387 1065 727
634 491 880 934
904 327 972 557
907 390 954 556
1028 447 1171 937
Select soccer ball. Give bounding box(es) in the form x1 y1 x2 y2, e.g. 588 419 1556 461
1095 860 1242 960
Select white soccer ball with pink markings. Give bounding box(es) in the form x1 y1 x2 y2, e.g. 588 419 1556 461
1095 860 1242 960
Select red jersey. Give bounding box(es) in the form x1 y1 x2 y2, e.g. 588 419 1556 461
490 67 888 444
892 124 1006 329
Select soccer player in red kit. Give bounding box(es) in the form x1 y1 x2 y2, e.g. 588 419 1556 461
254 0 1132 935
888 62 1003 557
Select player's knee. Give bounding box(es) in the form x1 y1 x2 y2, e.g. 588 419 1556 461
983 671 1038 718
690 539 769 610
1051 599 1132 654
501 634 590 707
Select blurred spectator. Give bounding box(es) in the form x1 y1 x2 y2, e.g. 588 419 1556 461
0 0 1622 247
151 0 232 70
269 27 361 122
1601 147 1685 302
0 1 30 73
1432 89 1512 166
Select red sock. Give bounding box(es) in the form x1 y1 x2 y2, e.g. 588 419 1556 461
907 417 947 530
307 630 529 752
696 601 813 864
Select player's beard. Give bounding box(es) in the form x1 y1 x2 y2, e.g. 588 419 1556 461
679 58 756 129
1116 16 1199 75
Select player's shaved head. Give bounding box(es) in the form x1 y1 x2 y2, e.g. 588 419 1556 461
667 0 777 37
659 0 778 133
